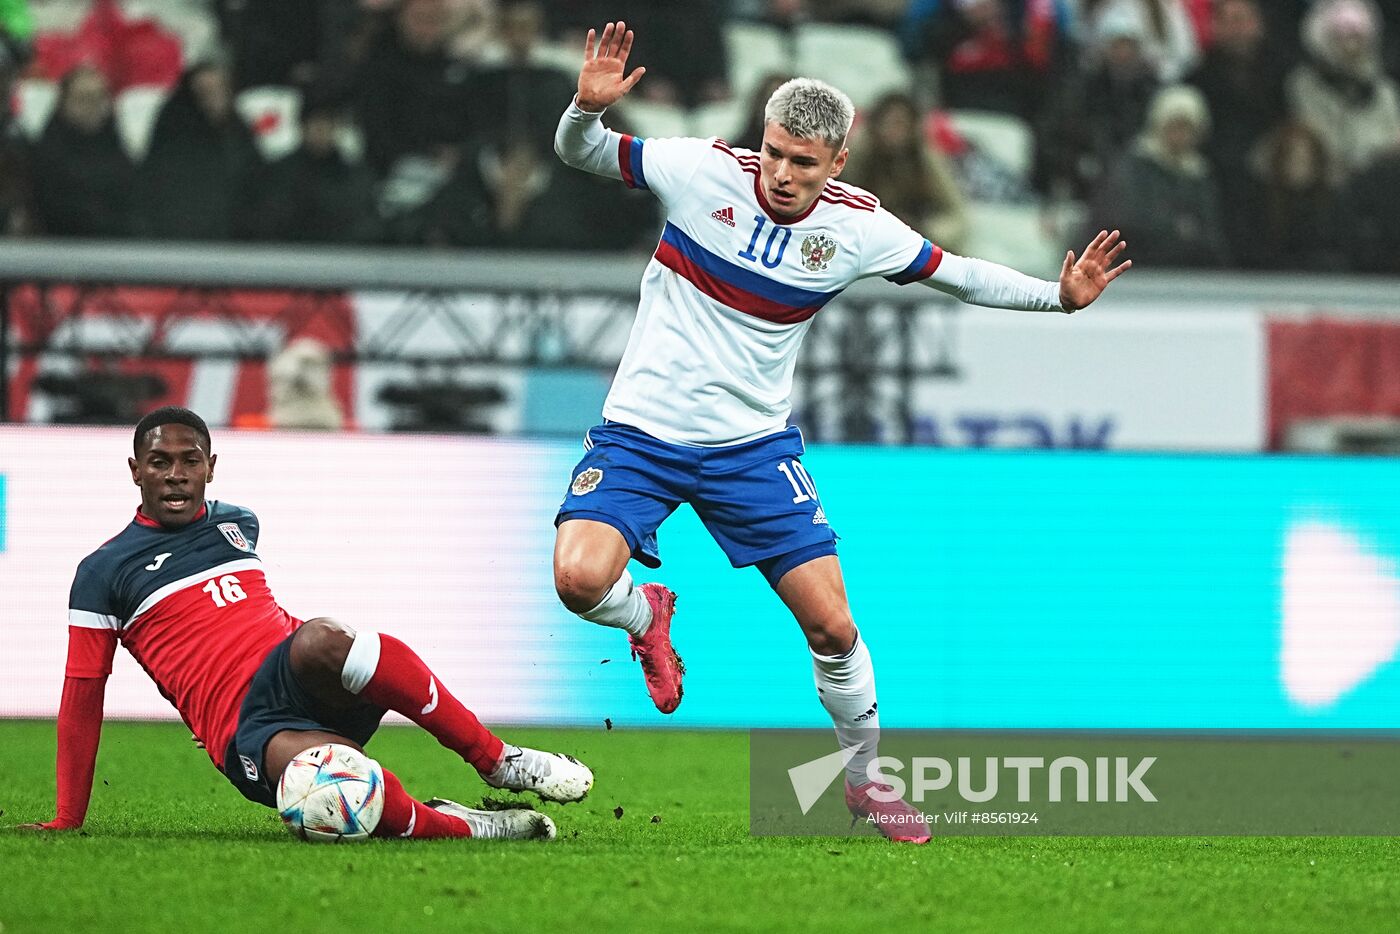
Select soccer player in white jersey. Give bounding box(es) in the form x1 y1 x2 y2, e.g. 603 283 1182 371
551 22 1131 844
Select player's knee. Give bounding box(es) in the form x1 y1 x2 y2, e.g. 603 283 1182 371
806 612 857 657
291 618 355 677
553 559 612 614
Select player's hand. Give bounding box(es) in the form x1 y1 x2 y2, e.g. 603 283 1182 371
576 21 646 113
1059 229 1131 312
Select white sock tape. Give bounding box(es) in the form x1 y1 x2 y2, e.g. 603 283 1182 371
341 629 382 694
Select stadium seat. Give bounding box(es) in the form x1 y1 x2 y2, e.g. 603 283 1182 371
335 122 367 165
13 80 58 141
794 24 910 111
960 201 1062 277
946 109 1034 182
724 22 793 105
691 99 745 141
473 37 578 75
236 85 303 161
27 0 85 33
614 99 690 140
522 40 582 75
114 86 168 160
140 0 220 65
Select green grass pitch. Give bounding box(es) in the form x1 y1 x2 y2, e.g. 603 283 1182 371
2 720 1399 932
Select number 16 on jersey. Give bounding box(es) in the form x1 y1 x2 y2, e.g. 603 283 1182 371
203 575 247 607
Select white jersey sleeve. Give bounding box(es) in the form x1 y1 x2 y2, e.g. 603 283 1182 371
555 99 709 204
923 252 1065 313
860 205 945 284
554 100 623 180
620 136 712 204
859 202 1063 313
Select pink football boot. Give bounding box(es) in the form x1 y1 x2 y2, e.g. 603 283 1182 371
629 584 684 713
845 780 932 844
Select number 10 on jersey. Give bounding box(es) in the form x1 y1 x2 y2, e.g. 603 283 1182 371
738 215 791 269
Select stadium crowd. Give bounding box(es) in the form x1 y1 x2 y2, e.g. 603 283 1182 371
0 0 1397 272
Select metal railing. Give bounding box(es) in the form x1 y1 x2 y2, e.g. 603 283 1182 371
3 239 1399 439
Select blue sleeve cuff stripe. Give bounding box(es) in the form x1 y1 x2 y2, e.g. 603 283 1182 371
630 137 648 190
887 240 935 284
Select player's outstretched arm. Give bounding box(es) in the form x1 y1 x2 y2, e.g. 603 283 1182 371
1058 229 1132 312
919 230 1131 314
575 21 646 113
16 674 108 830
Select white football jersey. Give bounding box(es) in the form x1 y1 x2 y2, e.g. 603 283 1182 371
601 133 941 446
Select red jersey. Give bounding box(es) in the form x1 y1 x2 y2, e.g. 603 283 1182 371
67 501 302 768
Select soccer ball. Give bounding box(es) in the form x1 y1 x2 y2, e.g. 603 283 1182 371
276 743 385 843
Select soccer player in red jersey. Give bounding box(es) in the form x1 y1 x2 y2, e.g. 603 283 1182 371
20 406 592 840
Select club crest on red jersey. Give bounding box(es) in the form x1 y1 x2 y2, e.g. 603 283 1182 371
219 522 252 552
801 233 838 272
571 468 604 496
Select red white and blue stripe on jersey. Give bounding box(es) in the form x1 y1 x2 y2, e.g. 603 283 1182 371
654 222 842 325
887 238 944 284
625 134 943 321
618 134 647 189
710 139 943 285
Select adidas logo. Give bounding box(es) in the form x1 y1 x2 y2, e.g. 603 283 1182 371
854 702 878 722
711 206 736 227
812 505 829 525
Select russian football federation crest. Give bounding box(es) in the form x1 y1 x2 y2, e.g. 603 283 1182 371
219 522 253 552
571 468 604 496
800 233 838 272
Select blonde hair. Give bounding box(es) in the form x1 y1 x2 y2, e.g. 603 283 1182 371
764 78 855 150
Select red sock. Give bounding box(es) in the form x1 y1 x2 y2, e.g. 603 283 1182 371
373 768 472 839
359 635 505 773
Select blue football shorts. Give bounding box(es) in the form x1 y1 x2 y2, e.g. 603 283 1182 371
555 422 838 588
221 631 386 808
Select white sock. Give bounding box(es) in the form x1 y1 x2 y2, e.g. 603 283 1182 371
811 630 880 788
579 569 652 637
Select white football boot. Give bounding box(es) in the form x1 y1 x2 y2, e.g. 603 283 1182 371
423 798 557 841
483 744 594 803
